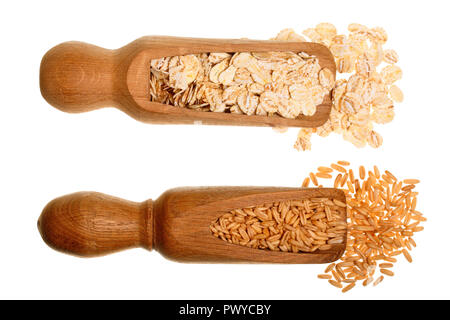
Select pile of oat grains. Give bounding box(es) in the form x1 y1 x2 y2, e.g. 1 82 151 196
210 198 347 253
211 161 424 293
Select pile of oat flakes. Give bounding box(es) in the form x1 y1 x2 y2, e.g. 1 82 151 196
150 51 333 119
150 23 403 150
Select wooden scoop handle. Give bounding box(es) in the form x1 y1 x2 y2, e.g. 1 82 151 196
37 192 153 257
40 42 117 113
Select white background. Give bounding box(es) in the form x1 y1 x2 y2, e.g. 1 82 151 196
1 0 449 299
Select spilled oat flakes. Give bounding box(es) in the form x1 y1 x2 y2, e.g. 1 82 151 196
275 24 403 150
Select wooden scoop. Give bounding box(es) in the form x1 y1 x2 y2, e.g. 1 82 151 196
40 37 336 128
38 187 347 263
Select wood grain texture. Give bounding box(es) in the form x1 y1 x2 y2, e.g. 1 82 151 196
38 187 347 263
37 192 152 257
40 36 336 128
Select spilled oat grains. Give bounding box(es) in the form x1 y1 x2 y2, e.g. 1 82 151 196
304 162 424 292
